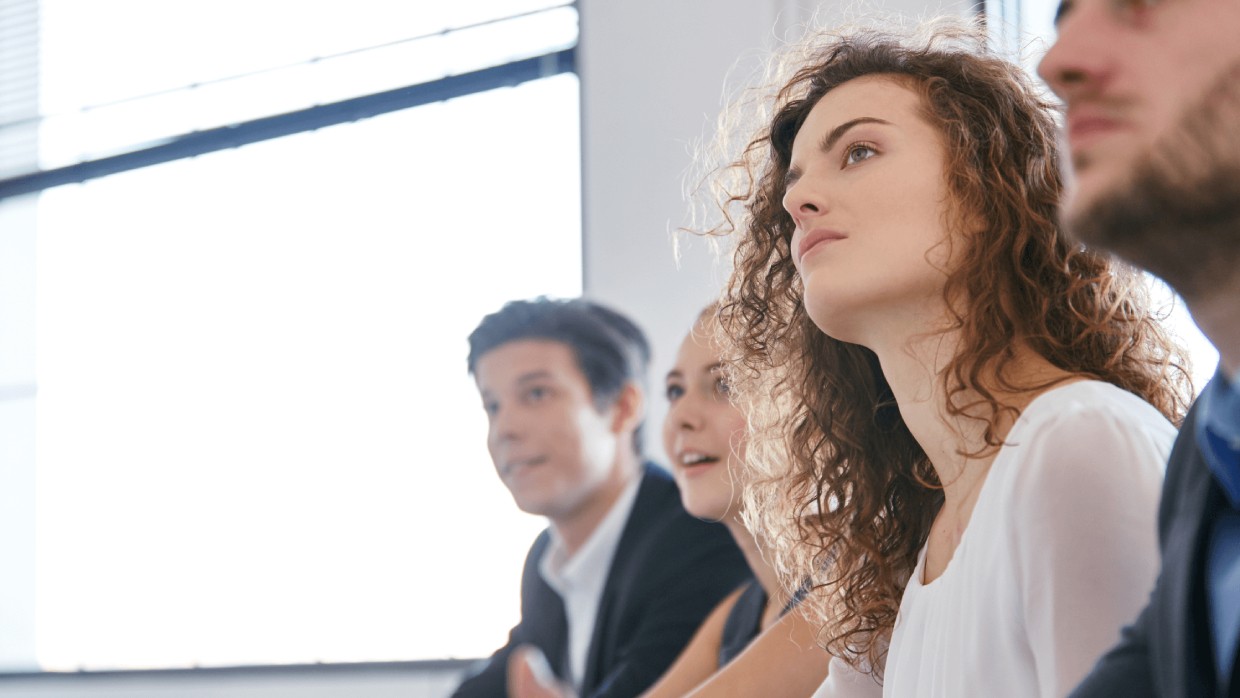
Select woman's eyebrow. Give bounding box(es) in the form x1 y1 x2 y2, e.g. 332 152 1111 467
818 116 892 154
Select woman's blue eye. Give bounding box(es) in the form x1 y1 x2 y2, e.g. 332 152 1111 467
844 143 877 166
665 384 685 402
714 377 731 397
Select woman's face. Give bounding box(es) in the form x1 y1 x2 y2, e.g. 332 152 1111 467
662 322 747 522
783 75 957 346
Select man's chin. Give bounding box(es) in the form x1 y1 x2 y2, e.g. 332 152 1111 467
507 483 556 518
1061 166 1137 248
512 497 555 519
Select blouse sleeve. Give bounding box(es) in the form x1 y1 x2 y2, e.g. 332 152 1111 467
1005 397 1174 698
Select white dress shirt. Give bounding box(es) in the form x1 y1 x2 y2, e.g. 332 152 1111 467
539 477 642 691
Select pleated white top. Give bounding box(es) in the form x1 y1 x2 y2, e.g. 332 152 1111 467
880 381 1174 698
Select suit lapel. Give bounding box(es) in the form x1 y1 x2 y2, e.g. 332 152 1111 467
1219 492 1240 698
579 464 661 693
528 532 572 683
1229 641 1240 698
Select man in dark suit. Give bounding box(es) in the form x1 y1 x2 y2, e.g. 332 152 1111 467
1040 2 1240 695
453 298 748 698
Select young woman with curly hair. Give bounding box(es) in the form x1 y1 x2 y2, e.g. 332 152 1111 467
703 20 1193 698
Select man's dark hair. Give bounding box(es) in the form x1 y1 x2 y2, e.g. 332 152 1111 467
467 297 651 453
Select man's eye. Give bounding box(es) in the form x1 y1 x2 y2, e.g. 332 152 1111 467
665 384 685 402
526 386 549 402
1114 0 1160 17
1098 0 1161 23
844 143 877 166
483 401 499 416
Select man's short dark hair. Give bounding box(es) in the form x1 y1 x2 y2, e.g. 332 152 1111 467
468 297 651 453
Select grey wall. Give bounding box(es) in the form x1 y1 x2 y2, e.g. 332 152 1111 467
0 662 469 698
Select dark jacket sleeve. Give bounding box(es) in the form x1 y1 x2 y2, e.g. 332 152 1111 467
453 531 565 698
451 631 519 698
582 466 750 698
586 521 748 698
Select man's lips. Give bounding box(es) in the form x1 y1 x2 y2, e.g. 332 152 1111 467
795 229 847 265
500 456 547 477
1065 110 1128 150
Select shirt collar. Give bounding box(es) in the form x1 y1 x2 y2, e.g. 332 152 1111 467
1195 370 1240 509
539 475 643 594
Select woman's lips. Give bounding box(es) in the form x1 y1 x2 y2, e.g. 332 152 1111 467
796 229 847 265
677 452 721 477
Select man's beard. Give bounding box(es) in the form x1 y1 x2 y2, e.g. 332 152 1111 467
1065 60 1240 302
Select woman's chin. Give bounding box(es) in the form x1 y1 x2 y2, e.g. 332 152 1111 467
683 493 733 523
805 300 866 345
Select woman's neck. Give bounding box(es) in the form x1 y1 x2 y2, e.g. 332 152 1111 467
724 516 785 611
868 327 1074 511
869 328 978 501
867 324 1079 581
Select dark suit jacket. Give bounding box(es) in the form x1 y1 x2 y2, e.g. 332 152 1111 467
452 462 749 698
1071 402 1240 698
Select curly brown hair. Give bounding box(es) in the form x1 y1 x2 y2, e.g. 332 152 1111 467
699 19 1193 675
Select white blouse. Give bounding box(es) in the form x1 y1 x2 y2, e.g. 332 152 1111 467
881 381 1174 698
813 655 884 698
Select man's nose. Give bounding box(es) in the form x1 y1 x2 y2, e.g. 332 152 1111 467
1037 5 1113 101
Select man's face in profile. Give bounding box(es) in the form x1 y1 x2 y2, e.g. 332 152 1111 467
1039 0 1240 297
474 339 622 523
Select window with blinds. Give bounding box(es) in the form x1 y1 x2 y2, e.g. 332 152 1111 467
0 0 583 671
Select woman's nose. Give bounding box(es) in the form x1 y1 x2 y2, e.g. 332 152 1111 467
782 177 825 224
669 397 702 431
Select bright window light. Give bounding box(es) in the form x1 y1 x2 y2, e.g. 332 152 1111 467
24 1 583 671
